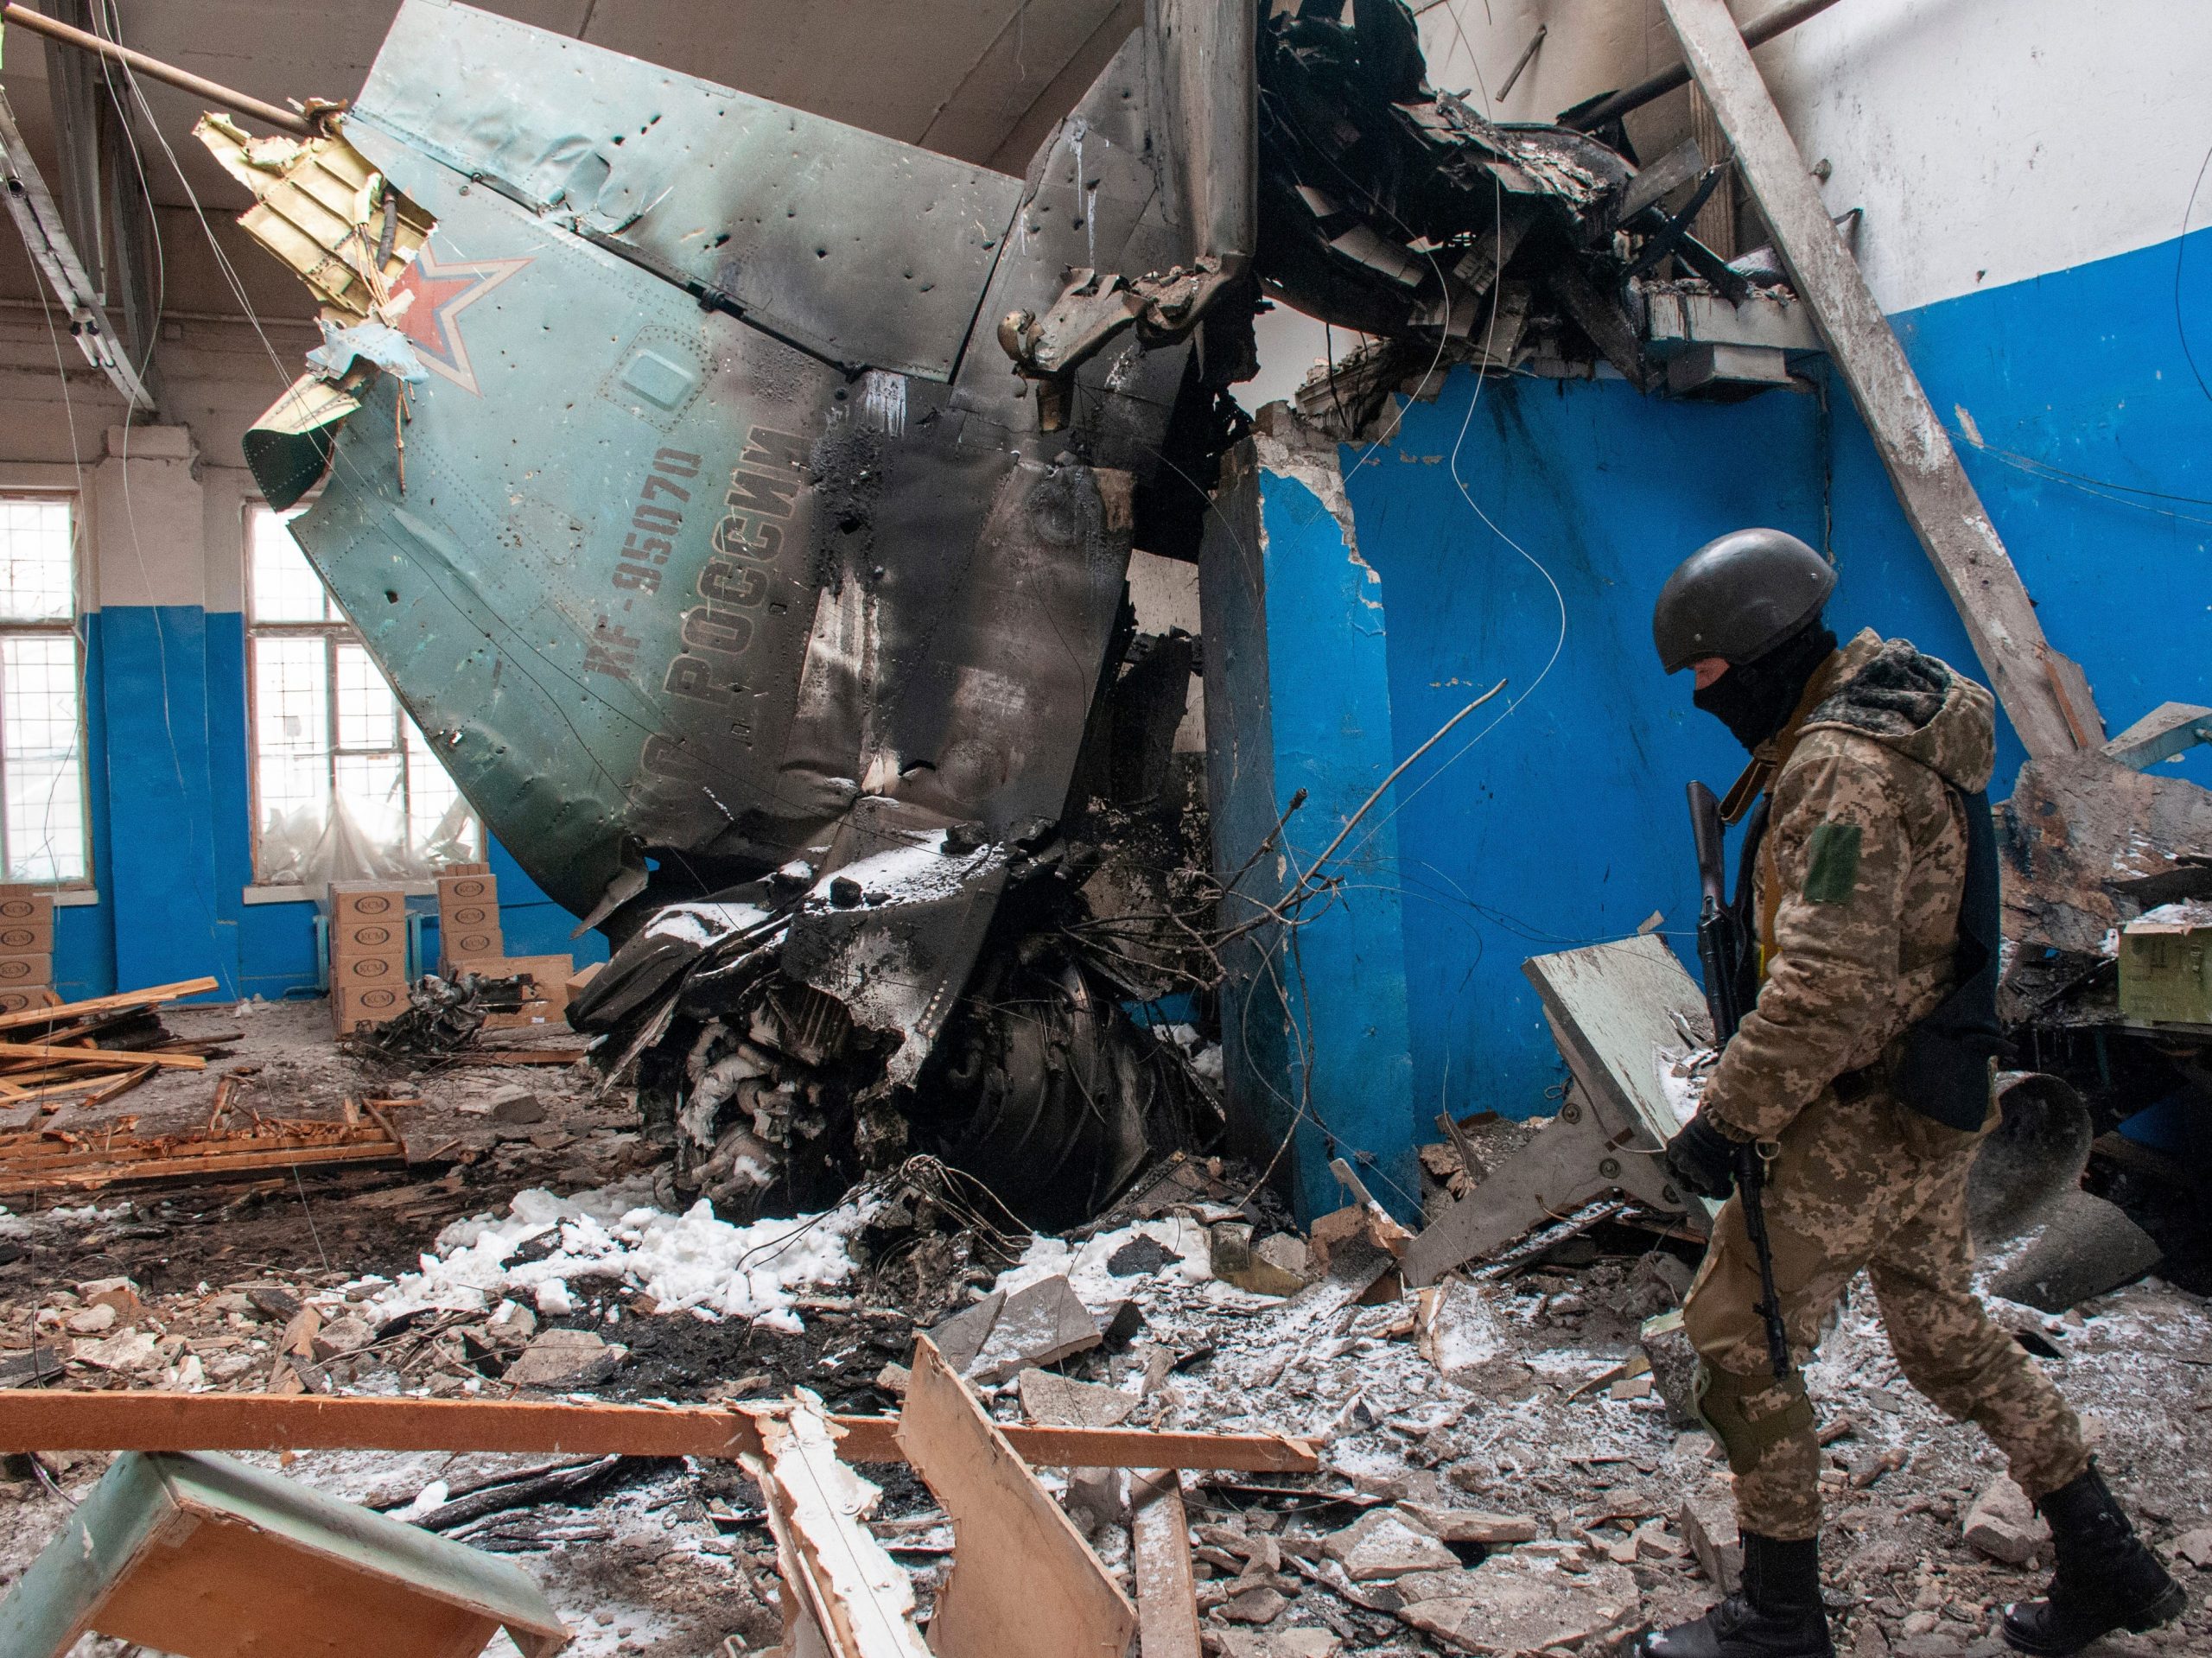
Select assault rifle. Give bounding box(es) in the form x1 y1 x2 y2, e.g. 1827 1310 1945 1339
1688 780 1791 1382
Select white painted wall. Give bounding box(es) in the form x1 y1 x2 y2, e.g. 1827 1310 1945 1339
1412 0 2212 314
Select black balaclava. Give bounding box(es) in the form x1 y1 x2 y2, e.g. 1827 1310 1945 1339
1693 617 1838 751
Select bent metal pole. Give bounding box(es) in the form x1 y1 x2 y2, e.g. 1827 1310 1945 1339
2 3 314 136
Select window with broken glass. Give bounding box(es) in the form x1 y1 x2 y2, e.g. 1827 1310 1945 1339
246 502 480 885
0 496 90 886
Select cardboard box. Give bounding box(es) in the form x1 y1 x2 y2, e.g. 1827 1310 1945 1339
331 953 407 988
443 861 491 876
0 886 51 926
329 883 407 924
0 913 54 954
333 981 408 1034
0 953 52 988
330 918 407 960
441 924 505 970
2118 913 2212 1026
437 873 498 906
0 985 59 1016
564 961 603 999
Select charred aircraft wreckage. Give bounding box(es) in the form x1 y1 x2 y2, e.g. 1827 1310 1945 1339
216 0 1790 1225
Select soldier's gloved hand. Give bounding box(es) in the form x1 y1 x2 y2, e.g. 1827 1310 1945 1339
1663 1114 1741 1201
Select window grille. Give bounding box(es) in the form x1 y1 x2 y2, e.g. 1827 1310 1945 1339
0 496 89 886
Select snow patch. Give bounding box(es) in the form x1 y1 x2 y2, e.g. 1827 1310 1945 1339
359 1178 871 1335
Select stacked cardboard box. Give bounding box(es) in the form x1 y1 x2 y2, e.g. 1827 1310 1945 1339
0 885 55 1014
436 864 504 973
329 882 410 1034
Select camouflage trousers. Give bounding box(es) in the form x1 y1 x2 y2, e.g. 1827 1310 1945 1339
1681 1083 2089 1540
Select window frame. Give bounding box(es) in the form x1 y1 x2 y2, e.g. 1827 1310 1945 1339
0 491 93 891
243 501 479 885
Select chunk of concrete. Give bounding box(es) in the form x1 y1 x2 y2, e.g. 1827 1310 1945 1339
1019 1367 1137 1428
504 1328 625 1389
1395 1502 1537 1545
1320 1509 1459 1580
1640 1307 1702 1428
1219 1586 1289 1624
72 1327 159 1373
1679 1484 1742 1594
1395 1554 1638 1655
486 1087 548 1124
966 1276 1101 1385
1417 1277 1517 1389
2172 1526 2212 1570
1962 1476 2046 1567
924 1289 1004 1375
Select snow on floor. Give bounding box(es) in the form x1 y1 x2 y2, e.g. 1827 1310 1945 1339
355 1173 874 1332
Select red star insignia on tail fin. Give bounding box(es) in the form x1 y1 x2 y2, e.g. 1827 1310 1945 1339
390 243 531 397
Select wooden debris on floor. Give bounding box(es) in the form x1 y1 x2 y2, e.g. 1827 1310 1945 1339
0 1448 567 1657
0 1105 408 1198
1129 1469 1205 1658
0 976 224 1114
0 1388 1322 1472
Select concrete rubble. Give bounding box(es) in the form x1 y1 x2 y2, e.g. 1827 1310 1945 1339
0 1008 2204 1657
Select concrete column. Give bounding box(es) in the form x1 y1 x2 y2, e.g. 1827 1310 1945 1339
1200 429 1418 1223
89 423 238 998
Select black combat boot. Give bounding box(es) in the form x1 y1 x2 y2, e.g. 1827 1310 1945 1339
1635 1531 1834 1658
2001 1464 2184 1655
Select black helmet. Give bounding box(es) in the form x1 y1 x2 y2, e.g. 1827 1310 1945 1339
1652 528 1835 674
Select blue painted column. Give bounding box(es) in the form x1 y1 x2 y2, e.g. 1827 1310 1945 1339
1201 430 1419 1223
89 425 238 1001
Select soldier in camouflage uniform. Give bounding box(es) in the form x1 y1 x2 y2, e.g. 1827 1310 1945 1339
1632 530 2182 1658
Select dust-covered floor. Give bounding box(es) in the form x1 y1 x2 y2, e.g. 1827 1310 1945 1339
0 1012 2207 1658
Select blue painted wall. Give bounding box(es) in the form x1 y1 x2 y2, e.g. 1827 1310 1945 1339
1204 449 1421 1223
54 606 605 1003
1318 225 2212 1132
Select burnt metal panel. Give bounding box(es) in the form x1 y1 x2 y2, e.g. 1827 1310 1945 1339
350 0 1024 382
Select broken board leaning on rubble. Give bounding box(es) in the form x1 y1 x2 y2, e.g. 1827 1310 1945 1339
896 1336 1137 1658
1404 935 1708 1286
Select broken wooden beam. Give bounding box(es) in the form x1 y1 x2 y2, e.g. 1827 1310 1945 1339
0 1040 202 1070
0 978 218 1033
0 1391 1323 1472
897 1335 1137 1658
1129 1469 1204 1658
0 1115 410 1197
1660 0 2098 759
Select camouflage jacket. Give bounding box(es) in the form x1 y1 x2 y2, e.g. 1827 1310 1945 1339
1701 629 1997 1143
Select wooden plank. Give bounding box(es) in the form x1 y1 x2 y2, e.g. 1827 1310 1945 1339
0 1391 1320 1471
743 1401 933 1658
1128 1469 1203 1658
1659 0 2095 759
0 978 218 1032
896 1336 1137 1658
0 1040 202 1070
